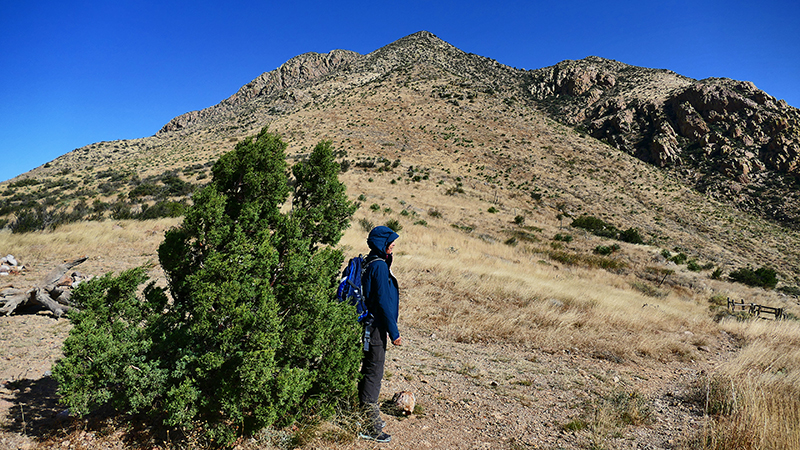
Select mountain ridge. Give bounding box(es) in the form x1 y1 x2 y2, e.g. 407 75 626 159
2 30 799 285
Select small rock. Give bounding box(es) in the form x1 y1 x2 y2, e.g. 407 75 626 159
392 391 415 415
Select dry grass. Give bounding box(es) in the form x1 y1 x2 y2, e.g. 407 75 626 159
341 215 718 364
689 319 800 450
0 218 179 283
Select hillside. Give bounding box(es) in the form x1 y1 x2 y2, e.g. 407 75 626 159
1 31 800 449
1 31 798 288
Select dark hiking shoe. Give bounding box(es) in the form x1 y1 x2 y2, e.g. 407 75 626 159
359 431 392 443
362 402 386 430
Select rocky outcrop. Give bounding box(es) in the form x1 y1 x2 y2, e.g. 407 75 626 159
526 58 800 177
158 49 361 134
526 57 800 226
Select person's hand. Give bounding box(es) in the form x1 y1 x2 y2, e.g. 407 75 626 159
392 336 402 346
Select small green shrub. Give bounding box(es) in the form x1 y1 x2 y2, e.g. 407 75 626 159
369 203 380 211
385 218 403 233
594 245 613 256
728 266 778 289
487 206 498 213
553 233 573 243
358 217 374 232
618 227 644 244
670 253 688 265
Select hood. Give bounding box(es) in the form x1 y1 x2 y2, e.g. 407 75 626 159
367 226 399 258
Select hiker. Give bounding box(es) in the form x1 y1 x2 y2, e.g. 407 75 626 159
358 225 402 443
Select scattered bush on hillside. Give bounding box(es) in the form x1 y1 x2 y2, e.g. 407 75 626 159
385 218 403 232
358 217 374 232
728 266 778 289
594 244 620 256
618 227 644 244
571 215 647 246
570 215 617 238
53 128 361 446
553 233 573 242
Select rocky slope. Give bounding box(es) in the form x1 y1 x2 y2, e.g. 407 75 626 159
525 56 800 225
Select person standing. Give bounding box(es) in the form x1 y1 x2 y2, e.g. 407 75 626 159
358 226 402 443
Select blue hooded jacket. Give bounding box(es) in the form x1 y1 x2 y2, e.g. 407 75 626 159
363 226 400 341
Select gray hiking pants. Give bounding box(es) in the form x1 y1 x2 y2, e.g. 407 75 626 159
358 323 388 404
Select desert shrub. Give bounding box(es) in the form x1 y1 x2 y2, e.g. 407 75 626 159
670 252 688 265
514 215 525 225
358 217 374 232
728 266 778 289
53 129 361 446
385 218 403 233
687 260 702 272
487 206 498 213
553 233 573 242
711 267 724 279
9 178 40 188
109 201 134 220
593 244 620 256
570 215 617 238
128 182 160 198
9 206 65 233
137 200 187 220
160 174 194 197
618 227 644 244
369 203 380 211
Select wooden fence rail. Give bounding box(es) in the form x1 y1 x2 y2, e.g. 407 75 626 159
727 298 784 320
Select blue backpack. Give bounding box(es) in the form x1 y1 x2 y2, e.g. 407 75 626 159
337 254 379 350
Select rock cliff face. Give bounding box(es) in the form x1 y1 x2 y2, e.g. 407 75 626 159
527 57 800 176
526 57 800 225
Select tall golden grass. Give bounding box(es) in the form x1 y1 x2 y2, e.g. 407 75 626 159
692 319 800 450
341 216 718 364
0 218 179 279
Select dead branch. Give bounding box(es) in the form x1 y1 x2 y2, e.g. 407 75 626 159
0 257 88 317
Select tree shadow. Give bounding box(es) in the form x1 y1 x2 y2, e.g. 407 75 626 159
1 375 180 447
1 375 62 438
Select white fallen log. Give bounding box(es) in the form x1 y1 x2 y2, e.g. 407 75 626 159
0 257 87 317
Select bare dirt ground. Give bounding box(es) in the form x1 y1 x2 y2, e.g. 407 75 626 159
0 310 732 450
0 251 735 450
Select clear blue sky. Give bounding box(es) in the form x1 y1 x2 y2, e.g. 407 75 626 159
2 0 798 182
